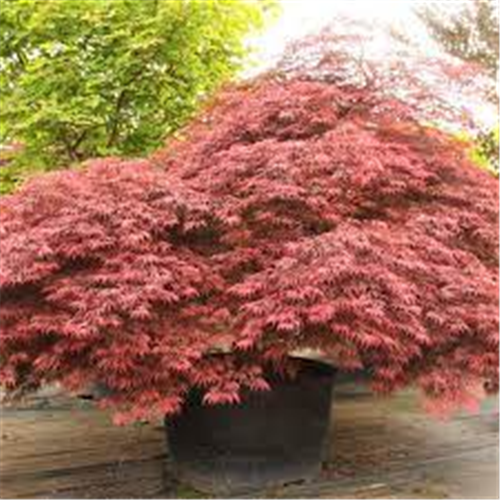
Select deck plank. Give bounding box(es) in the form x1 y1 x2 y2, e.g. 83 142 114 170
0 385 498 498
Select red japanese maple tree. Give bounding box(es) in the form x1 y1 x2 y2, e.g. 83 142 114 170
1 71 498 422
272 21 496 133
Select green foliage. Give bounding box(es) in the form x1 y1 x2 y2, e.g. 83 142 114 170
455 126 499 176
172 483 210 499
0 0 277 191
0 144 24 194
470 126 499 175
0 164 21 195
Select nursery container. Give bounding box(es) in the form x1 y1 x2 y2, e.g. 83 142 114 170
165 358 336 494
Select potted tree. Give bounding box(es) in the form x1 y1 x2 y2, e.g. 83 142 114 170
1 36 498 493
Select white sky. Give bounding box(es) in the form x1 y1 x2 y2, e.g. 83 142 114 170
244 0 496 129
248 0 466 72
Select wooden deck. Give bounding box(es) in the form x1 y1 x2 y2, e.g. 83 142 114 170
1 381 498 499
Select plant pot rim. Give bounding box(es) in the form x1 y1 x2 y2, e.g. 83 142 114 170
205 344 336 366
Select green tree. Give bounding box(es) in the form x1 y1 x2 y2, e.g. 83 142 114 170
0 0 277 191
469 126 499 175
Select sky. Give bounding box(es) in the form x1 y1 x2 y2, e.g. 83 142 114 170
244 0 497 129
248 0 440 72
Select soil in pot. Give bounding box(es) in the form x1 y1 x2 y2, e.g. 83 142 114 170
165 358 336 494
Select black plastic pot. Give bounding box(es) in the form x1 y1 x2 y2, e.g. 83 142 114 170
165 358 336 494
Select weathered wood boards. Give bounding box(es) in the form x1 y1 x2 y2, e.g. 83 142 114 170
0 384 498 499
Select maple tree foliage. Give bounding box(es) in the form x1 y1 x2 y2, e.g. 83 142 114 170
0 159 272 423
273 21 495 133
1 77 498 422
156 78 499 414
